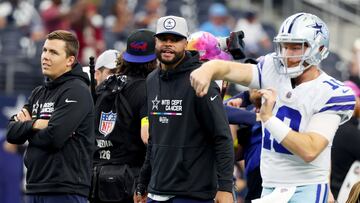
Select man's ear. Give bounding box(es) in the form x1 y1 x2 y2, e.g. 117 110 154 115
184 40 188 49
66 56 76 67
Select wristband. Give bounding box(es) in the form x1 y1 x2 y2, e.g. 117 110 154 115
264 116 291 143
141 117 149 127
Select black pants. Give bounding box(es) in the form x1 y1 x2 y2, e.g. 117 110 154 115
26 194 87 203
245 166 262 202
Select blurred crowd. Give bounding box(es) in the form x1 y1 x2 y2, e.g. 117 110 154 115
1 0 275 94
1 1 360 203
1 0 359 95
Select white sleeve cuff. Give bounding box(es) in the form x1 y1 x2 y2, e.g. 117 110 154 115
248 64 261 89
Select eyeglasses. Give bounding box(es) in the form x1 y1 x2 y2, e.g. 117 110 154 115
156 35 185 43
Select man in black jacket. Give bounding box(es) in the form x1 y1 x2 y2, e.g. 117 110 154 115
90 29 158 203
331 80 360 201
7 30 94 203
134 16 234 203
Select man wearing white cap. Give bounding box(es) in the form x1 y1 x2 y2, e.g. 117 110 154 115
95 49 120 86
135 15 234 203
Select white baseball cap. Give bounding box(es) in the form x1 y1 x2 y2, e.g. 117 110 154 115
155 15 189 38
95 49 120 70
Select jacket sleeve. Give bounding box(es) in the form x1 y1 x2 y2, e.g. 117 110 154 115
137 85 152 189
223 91 251 107
28 84 93 151
225 105 256 126
195 82 235 193
7 119 34 144
6 90 38 144
136 134 152 188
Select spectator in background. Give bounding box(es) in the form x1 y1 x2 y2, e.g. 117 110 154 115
234 11 271 58
0 0 46 60
94 49 121 86
0 0 45 42
103 0 134 50
40 0 70 33
331 80 360 201
134 0 164 31
319 51 344 81
348 38 360 86
69 0 105 64
199 3 231 37
0 0 47 94
6 30 94 203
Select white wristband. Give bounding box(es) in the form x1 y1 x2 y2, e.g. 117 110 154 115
264 116 292 143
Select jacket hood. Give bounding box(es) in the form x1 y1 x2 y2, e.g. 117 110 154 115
159 51 201 80
45 62 90 89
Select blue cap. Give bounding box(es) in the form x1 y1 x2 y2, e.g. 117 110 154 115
209 3 228 17
123 29 156 63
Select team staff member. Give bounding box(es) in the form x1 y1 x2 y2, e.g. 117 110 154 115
94 49 121 86
135 15 234 203
90 29 157 203
7 30 94 203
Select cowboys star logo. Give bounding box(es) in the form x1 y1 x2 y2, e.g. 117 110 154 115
163 18 176 30
152 95 160 110
307 22 327 38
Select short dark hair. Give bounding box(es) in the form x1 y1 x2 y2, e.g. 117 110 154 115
47 30 79 58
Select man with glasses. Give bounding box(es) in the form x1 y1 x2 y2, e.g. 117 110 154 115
134 15 234 203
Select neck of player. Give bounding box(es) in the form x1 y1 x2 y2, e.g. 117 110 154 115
294 66 321 86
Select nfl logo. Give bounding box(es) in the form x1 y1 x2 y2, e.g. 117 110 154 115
99 111 117 137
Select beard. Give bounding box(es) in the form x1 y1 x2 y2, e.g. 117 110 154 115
156 48 184 65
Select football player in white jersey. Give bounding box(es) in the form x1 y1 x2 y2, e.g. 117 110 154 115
190 13 356 202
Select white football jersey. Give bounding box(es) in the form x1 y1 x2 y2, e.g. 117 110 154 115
255 53 355 187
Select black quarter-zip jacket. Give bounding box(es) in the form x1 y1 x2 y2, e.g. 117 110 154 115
139 51 234 199
7 62 95 197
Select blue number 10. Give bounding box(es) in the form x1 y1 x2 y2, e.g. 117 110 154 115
263 106 302 154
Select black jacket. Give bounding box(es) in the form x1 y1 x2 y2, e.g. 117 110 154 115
138 51 234 200
7 62 95 197
331 117 360 199
93 75 147 166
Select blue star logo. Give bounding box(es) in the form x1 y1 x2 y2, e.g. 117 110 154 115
308 22 324 37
